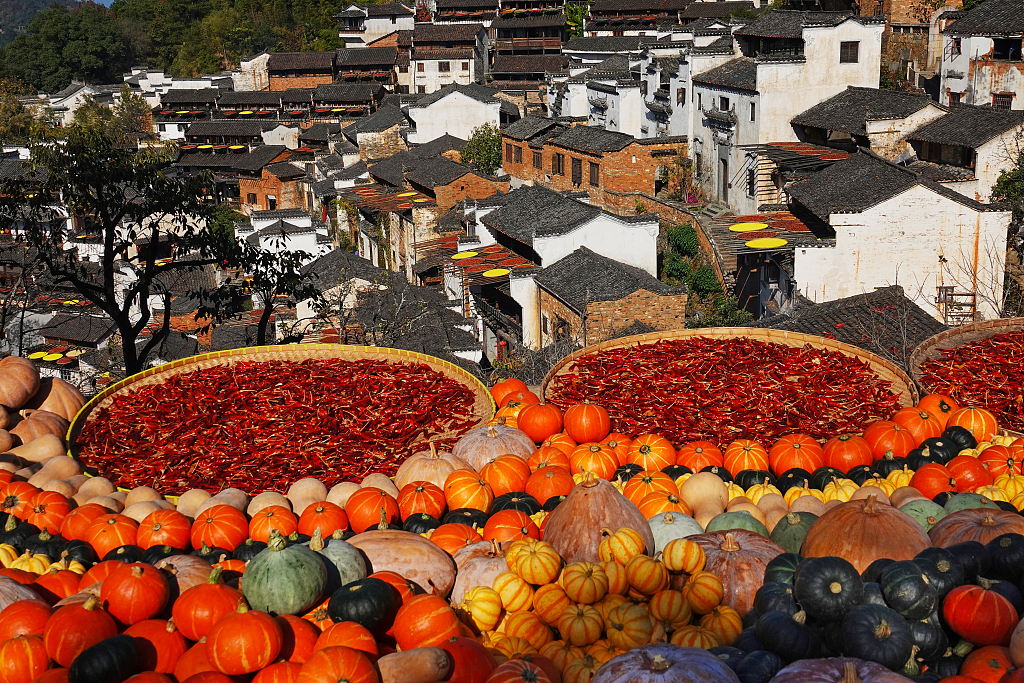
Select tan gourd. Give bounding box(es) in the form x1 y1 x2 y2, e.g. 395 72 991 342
124 486 162 508
76 476 115 500
247 491 291 517
361 473 400 499
679 472 729 528
394 443 473 490
0 430 13 454
29 456 80 484
88 495 124 512
123 501 163 523
286 478 328 516
326 482 361 508
213 488 248 511
890 486 928 507
5 433 64 463
849 486 891 506
108 491 128 504
378 647 452 683
63 474 89 492
42 480 75 497
726 496 754 510
764 507 789 533
175 489 212 517
789 495 827 516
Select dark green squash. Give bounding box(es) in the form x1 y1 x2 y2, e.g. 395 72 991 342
913 547 964 599
907 448 942 471
979 576 1024 613
880 560 937 620
612 463 645 484
839 604 914 671
0 514 37 547
742 608 759 629
232 538 268 562
754 610 819 663
943 426 977 451
932 491 956 507
809 467 845 491
753 582 799 617
944 492 1001 514
489 492 540 516
705 511 769 537
900 499 946 531
708 646 745 671
776 469 812 494
60 538 97 565
872 454 907 477
542 495 567 511
926 648 965 678
908 616 948 662
861 557 895 583
985 532 1024 583
995 500 1020 513
660 464 691 480
733 627 761 653
734 470 776 490
793 555 863 622
242 529 327 616
402 513 441 535
140 545 181 565
860 582 886 606
763 553 801 586
700 465 733 482
327 576 396 629
190 542 231 564
443 508 488 528
945 540 991 583
21 529 65 558
735 650 783 683
307 529 367 597
769 512 817 555
920 437 959 464
103 545 143 563
68 634 140 683
845 465 877 486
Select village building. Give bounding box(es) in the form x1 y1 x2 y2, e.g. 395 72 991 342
336 3 417 47
409 23 489 93
939 0 1024 109
405 84 519 143
267 52 336 91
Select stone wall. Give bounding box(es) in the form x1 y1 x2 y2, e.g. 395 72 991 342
537 286 689 347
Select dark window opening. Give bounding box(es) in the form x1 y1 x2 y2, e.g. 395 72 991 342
677 87 685 105
513 146 522 163
552 153 565 175
533 151 542 169
746 168 756 197
840 41 859 63
994 93 1014 109
417 63 424 72
589 161 599 187
571 157 582 185
247 193 257 204
750 102 756 121
949 91 961 105
951 37 962 56
439 62 450 72
993 38 1022 60
719 96 729 111
505 143 513 162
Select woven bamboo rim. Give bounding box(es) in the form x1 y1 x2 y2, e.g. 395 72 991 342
909 317 1024 395
541 327 919 406
68 344 495 461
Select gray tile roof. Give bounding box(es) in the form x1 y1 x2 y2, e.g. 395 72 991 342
549 125 634 153
174 145 287 172
491 54 571 74
791 86 937 136
341 105 407 139
946 0 1024 35
0 158 32 181
591 0 689 11
563 36 646 52
281 88 315 103
366 3 414 16
502 115 563 141
786 151 994 221
905 160 976 182
160 89 220 104
681 1 755 18
536 246 684 313
407 83 501 108
480 185 602 245
300 123 342 143
413 22 485 43
691 35 735 54
312 84 384 103
185 120 282 137
436 0 498 8
266 162 305 179
735 10 857 38
268 52 336 71
368 151 420 186
410 133 467 156
693 56 758 92
217 91 283 106
491 12 566 28
336 47 399 67
39 313 116 345
405 156 476 188
301 247 386 283
905 104 1024 148
335 160 369 180
251 208 310 220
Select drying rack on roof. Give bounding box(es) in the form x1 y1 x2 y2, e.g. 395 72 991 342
740 141 852 172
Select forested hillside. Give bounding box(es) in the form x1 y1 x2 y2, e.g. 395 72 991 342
0 0 75 46
0 0 367 92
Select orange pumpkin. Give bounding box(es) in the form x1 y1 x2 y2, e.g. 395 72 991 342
0 634 49 683
622 471 678 506
59 503 107 542
662 538 705 574
249 506 299 543
823 434 874 473
533 584 572 626
443 470 494 512
0 481 37 520
948 407 1000 444
602 434 633 463
700 606 742 646
487 660 553 683
483 510 540 545
623 554 669 596
768 434 824 476
560 562 608 605
626 434 676 471
557 604 603 647
677 441 725 471
297 502 349 539
526 447 572 473
25 491 70 535
892 407 944 445
563 402 611 444
396 481 446 520
492 378 528 407
83 514 138 558
480 455 532 498
207 605 283 675
428 523 483 555
500 390 540 409
569 443 618 480
297 646 377 683
392 594 462 650
648 589 692 630
862 421 917 460
670 624 719 649
190 505 248 552
979 445 1022 477
724 440 769 474
542 433 578 456
344 489 399 534
525 467 575 505
684 571 724 614
917 394 959 428
517 404 564 444
313 621 378 660
136 509 191 551
637 491 690 518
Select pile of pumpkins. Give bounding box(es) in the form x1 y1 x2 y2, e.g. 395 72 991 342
5 367 1024 682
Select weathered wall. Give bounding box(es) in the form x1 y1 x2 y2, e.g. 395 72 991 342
435 174 510 210
408 92 501 143
355 124 407 161
865 103 946 161
268 74 334 92
533 213 660 274
942 35 1024 109
239 172 304 213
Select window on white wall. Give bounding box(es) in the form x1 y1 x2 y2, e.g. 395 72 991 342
840 41 859 63
750 102 756 121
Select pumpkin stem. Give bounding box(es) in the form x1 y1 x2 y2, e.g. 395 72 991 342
37 529 51 541
792 610 806 625
721 533 740 552
649 654 670 672
952 639 974 657
309 528 325 552
3 514 14 533
581 472 599 489
377 508 390 531
83 596 99 611
236 598 250 614
874 619 891 639
207 566 224 584
428 442 437 458
829 581 842 594
977 576 992 590
600 528 613 537
266 529 287 551
862 494 879 514
166 619 177 633
981 514 997 526
487 426 498 438
489 539 501 556
901 646 921 677
131 565 144 578
662 512 675 524
785 513 800 526
839 662 861 683
331 529 345 540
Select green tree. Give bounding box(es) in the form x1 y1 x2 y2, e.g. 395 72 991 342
667 222 700 258
691 265 722 296
0 78 45 144
993 151 1024 221
566 2 589 38
460 123 503 176
687 294 753 328
110 85 153 140
0 128 241 375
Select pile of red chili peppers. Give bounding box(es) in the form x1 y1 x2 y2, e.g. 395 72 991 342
76 359 478 495
918 330 1024 431
547 337 901 446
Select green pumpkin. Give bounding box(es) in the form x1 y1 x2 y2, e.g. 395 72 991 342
68 635 140 683
943 492 1001 514
900 499 947 531
648 511 703 553
769 512 818 555
705 511 769 538
243 529 327 616
307 529 367 596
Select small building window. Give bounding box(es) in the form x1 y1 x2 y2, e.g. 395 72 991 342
267 196 277 210
417 85 426 93
247 193 257 204
571 157 582 185
840 41 859 63
514 146 522 163
949 91 962 105
399 66 409 73
462 62 470 71
542 315 549 334
439 62 450 72
392 14 397 22
950 37 962 56
677 87 685 105
993 38 1022 60
533 150 542 169
552 153 565 176
696 92 701 110
993 93 1013 109
719 96 729 111
417 63 425 72
505 142 513 162
158 124 166 132
750 102 756 121
589 161 599 187
746 168 756 197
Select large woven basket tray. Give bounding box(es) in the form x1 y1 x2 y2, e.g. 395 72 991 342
909 317 1024 394
68 344 495 458
541 327 919 406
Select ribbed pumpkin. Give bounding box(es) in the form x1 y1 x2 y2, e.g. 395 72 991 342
947 407 999 444
769 435 824 476
569 443 618 480
863 421 917 460
0 482 37 520
544 433 578 456
662 538 705 574
459 585 502 632
605 603 653 650
100 562 171 625
929 509 1024 546
637 491 690 518
207 603 283 675
190 505 248 552
452 424 535 472
648 589 691 631
0 634 49 683
248 505 299 543
525 467 575 505
688 530 782 616
599 528 646 565
43 596 118 668
526 447 572 473
0 599 51 640
392 593 461 650
83 514 138 559
624 554 669 596
561 562 608 605
563 402 611 444
297 502 348 539
533 583 572 627
480 456 532 498
171 567 242 641
136 510 190 551
344 489 399 535
724 440 769 473
242 530 327 616
59 504 106 542
943 583 1019 646
678 441 725 471
511 540 561 585
444 470 494 513
684 572 724 615
124 619 188 674
504 610 553 651
917 394 959 428
394 442 473 490
429 523 483 555
557 604 604 647
483 510 539 545
823 434 874 472
297 645 376 683
670 624 720 649
26 492 69 535
892 407 944 445
493 571 535 612
948 454 995 492
622 472 678 506
517 403 564 444
801 494 931 573
626 434 676 472
396 482 446 520
979 445 1021 476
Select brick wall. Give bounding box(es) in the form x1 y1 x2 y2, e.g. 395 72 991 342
269 74 334 91
435 174 510 210
354 124 406 162
537 287 689 346
238 171 304 214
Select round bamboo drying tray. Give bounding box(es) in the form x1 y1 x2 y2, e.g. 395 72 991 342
541 327 918 406
68 344 495 471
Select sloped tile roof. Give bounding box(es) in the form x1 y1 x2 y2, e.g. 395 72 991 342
405 156 475 188
791 86 937 135
414 48 474 60
682 1 755 18
536 246 684 313
905 104 1024 148
216 91 283 106
413 22 485 42
549 125 634 153
281 88 315 103
174 145 287 171
299 123 342 143
268 52 336 71
437 0 498 8
39 313 116 345
502 115 563 141
337 47 399 67
410 133 467 156
564 36 645 52
734 10 854 38
266 162 305 179
341 105 407 138
491 54 570 74
693 56 757 92
480 185 602 245
312 83 384 103
366 3 414 16
946 0 1024 35
185 120 282 137
160 89 220 104
591 0 688 11
407 83 501 108
491 12 566 28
